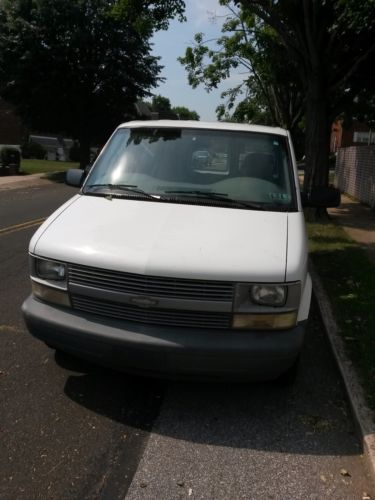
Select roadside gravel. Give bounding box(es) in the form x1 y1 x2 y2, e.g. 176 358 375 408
0 173 58 191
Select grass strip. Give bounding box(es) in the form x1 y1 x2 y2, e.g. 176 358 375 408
20 159 78 175
307 220 375 409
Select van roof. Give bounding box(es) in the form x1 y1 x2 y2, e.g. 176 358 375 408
118 120 288 136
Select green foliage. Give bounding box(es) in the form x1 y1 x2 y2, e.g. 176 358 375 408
172 106 200 120
110 0 186 34
237 0 375 190
144 94 200 120
308 220 375 409
179 4 304 138
21 141 46 160
0 0 186 166
150 95 173 113
180 0 375 191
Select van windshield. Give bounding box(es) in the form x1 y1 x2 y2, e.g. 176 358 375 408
84 127 297 211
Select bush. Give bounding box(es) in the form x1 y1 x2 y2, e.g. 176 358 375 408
21 141 46 159
1 147 21 168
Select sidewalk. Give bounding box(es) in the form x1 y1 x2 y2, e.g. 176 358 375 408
329 194 375 263
0 173 58 191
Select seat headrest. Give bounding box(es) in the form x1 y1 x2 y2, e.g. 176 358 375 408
240 152 274 181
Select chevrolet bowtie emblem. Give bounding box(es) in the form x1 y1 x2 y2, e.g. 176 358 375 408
129 296 159 308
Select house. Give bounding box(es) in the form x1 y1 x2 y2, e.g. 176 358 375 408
330 119 375 153
29 134 74 161
0 99 73 160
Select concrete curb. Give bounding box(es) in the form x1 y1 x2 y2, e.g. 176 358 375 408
310 261 375 484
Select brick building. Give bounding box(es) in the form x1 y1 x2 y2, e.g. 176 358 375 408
0 98 25 145
331 119 375 153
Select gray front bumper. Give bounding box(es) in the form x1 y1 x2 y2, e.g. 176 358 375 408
22 295 306 380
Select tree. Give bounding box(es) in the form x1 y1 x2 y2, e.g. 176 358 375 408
338 48 375 130
0 0 185 167
172 106 200 120
236 0 375 192
144 94 200 120
180 1 375 194
179 4 304 154
110 0 186 32
150 95 174 114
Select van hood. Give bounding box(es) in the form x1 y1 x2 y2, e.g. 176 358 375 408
32 195 288 282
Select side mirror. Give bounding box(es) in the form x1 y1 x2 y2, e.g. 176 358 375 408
301 186 341 208
65 168 84 187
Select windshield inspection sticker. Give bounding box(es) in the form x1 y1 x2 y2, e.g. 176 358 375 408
269 192 290 201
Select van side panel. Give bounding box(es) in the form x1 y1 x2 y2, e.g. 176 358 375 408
297 272 312 321
286 213 308 283
286 212 311 321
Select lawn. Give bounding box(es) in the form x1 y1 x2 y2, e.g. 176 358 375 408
20 159 78 175
307 219 375 409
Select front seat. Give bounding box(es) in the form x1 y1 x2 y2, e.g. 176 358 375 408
240 152 274 182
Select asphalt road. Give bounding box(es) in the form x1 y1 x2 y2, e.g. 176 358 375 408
0 182 166 499
0 181 76 229
0 181 374 499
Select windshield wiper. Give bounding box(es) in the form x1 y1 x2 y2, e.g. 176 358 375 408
84 184 160 200
165 190 265 210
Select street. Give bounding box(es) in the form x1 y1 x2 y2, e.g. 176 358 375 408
0 181 374 499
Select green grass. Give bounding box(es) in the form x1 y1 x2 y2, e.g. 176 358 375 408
20 159 78 175
307 220 375 409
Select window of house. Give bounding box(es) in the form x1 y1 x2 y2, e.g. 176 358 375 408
353 131 375 143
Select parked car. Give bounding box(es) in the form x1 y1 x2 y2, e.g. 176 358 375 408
22 120 340 382
192 149 212 167
0 146 21 175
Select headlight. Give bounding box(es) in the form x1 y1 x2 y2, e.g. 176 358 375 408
30 257 69 306
250 285 287 306
232 311 297 330
32 281 71 307
36 258 66 281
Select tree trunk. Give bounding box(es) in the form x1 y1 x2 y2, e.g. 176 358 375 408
303 76 330 193
79 132 91 169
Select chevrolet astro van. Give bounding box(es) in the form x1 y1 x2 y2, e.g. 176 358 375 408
22 121 339 381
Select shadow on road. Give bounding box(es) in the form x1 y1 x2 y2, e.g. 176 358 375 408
60 303 361 459
56 350 165 431
43 171 67 183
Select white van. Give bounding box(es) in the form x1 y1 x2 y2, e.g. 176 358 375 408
22 121 339 381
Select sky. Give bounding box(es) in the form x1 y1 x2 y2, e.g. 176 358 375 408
151 0 244 122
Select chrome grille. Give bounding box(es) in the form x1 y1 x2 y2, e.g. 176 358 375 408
71 295 231 329
68 264 234 302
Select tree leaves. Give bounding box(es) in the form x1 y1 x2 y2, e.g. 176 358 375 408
0 0 186 166
144 94 200 120
178 3 304 145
